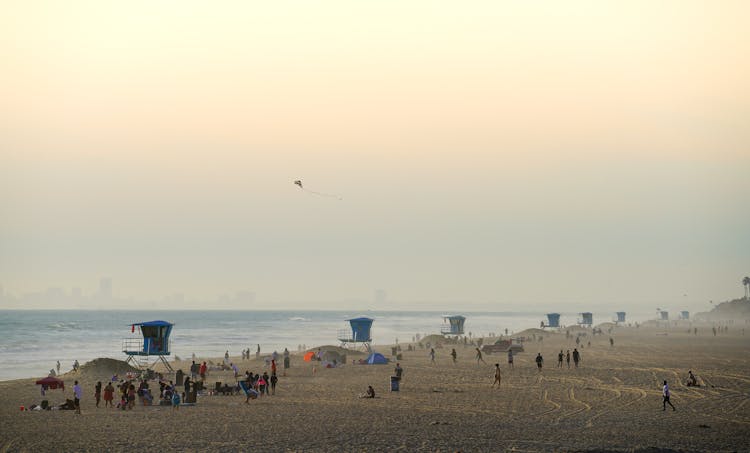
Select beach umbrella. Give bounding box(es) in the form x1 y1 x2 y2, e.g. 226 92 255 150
36 376 65 390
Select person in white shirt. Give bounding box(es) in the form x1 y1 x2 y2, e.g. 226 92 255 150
662 380 676 411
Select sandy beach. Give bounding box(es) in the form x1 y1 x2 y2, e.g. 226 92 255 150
1 324 749 452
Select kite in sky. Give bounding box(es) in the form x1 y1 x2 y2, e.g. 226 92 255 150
293 180 342 200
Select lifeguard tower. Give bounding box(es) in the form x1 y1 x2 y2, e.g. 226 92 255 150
441 315 466 336
658 310 669 321
614 312 626 324
680 311 689 320
541 313 560 328
578 312 593 327
122 320 174 371
337 317 373 352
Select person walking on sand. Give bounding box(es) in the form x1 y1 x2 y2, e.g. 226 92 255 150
73 380 82 414
451 348 457 364
475 347 487 365
662 380 676 411
572 348 580 368
492 363 502 387
429 348 436 364
535 353 543 372
566 350 571 368
507 349 514 369
557 350 564 368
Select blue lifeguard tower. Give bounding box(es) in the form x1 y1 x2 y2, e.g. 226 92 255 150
680 311 689 320
578 312 593 327
441 315 466 336
122 320 174 371
337 317 373 352
658 310 669 321
614 312 626 324
542 313 560 328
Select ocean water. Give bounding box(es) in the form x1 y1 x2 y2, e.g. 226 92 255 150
0 310 650 381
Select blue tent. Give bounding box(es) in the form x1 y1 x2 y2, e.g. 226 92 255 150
366 352 388 365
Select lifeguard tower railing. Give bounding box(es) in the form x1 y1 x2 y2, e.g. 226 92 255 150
122 337 172 356
440 315 466 335
337 329 371 343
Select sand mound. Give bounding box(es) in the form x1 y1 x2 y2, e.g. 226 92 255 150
78 358 138 378
515 328 548 337
565 325 590 332
307 345 366 356
419 334 446 345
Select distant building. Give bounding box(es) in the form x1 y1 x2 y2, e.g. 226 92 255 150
99 278 112 300
235 291 256 304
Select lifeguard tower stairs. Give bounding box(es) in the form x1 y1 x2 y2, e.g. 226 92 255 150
122 320 174 372
337 317 373 352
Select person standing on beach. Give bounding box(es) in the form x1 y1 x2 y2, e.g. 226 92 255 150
73 380 82 414
56 361 60 375
103 382 114 408
492 363 502 387
535 353 543 372
475 348 486 364
662 380 676 411
256 344 261 358
566 350 571 368
429 348 436 364
283 351 290 376
394 363 403 381
199 361 207 381
557 350 564 368
451 348 457 364
270 372 278 395
95 381 102 408
507 349 514 369
190 361 198 380
572 348 580 368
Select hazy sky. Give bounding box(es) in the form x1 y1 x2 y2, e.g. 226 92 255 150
1 1 748 310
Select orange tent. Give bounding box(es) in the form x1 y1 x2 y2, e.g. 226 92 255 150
303 351 315 362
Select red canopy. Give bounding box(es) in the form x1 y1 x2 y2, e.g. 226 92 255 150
36 376 64 390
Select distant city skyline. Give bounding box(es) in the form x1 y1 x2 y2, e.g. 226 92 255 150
0 277 741 314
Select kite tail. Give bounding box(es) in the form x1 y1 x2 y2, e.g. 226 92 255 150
304 188 343 200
